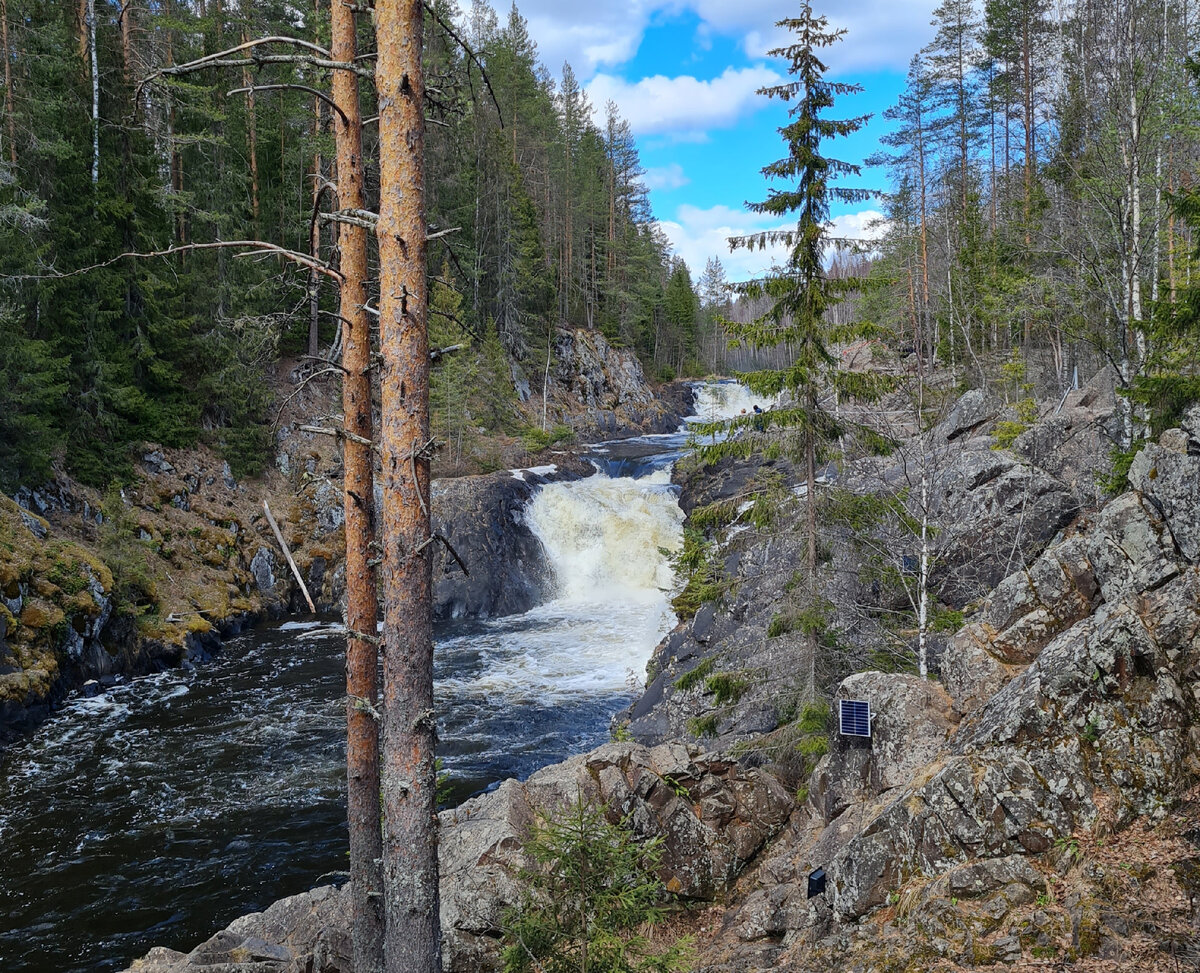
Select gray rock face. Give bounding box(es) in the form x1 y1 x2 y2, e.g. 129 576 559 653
925 440 1080 605
544 328 695 438
698 434 1200 969
1010 393 1116 510
431 469 563 620
812 674 957 823
624 431 1078 750
933 388 997 442
125 885 349 973
1128 438 1200 561
940 532 1101 713
249 548 276 595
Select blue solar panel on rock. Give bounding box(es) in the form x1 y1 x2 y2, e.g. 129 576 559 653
839 699 871 737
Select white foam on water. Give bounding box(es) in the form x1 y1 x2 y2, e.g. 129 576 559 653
277 620 330 632
510 464 558 480
687 380 780 424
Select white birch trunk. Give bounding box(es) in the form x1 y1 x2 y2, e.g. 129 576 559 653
88 0 99 187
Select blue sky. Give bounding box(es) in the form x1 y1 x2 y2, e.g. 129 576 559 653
481 0 944 281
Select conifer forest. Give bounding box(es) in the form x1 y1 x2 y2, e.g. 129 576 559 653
1 0 1197 488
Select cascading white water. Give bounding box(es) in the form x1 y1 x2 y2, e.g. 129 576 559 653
688 380 780 423
526 469 682 600
437 470 684 700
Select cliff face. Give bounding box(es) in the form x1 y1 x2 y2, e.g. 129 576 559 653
697 406 1200 971
535 327 695 439
0 451 285 742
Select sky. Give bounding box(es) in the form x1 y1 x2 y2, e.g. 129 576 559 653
480 0 944 282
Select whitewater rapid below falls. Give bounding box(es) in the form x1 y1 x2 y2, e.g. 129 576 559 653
0 447 694 973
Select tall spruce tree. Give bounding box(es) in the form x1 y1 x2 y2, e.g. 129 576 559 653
713 1 880 698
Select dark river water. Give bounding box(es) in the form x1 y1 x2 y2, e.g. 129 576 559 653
0 381 772 973
0 617 644 972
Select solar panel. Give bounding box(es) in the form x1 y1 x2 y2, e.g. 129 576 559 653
839 699 871 737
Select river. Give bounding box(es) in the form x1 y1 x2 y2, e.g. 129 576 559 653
0 381 773 973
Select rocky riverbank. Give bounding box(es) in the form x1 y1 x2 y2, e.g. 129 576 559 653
119 377 1200 972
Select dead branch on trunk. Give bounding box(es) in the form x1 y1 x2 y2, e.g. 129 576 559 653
228 85 349 125
12 241 343 283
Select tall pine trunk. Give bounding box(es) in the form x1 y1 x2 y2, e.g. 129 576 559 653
375 1 440 969
332 0 385 967
240 12 260 230
87 0 98 188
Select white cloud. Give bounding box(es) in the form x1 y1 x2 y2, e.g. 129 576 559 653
657 204 791 282
642 163 691 192
480 0 655 76
828 210 888 243
658 204 886 281
697 0 937 74
478 0 938 82
585 65 783 137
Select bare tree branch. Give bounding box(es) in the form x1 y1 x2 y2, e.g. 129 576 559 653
228 84 349 125
422 0 504 128
9 241 343 283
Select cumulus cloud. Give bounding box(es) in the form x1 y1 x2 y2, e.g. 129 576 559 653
739 0 936 75
585 66 783 137
658 203 886 281
478 0 938 82
642 163 691 192
481 0 654 76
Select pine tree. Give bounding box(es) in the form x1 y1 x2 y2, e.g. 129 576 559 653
663 259 699 376
430 264 478 466
501 793 691 973
868 55 936 362
925 0 985 227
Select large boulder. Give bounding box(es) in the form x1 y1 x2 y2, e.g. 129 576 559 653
811 673 957 823
440 741 792 971
932 388 998 442
125 885 349 973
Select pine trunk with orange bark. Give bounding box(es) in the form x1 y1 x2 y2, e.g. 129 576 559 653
374 1 439 970
332 0 385 970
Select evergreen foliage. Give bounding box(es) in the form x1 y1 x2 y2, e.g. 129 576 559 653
501 792 691 973
0 0 696 489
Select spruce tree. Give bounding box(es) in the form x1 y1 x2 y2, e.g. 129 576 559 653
710 1 881 697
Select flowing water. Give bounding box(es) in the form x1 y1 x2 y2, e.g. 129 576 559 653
0 382 752 973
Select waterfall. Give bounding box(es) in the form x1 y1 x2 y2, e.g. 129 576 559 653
688 379 779 422
437 469 684 700
525 469 682 602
